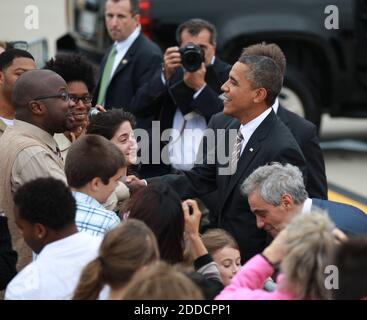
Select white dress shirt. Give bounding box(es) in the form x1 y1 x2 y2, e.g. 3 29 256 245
5 232 102 300
110 26 141 79
168 56 216 171
301 198 313 214
238 107 273 155
271 98 280 114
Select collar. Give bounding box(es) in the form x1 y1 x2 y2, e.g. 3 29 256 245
0 117 14 126
238 107 272 142
53 133 72 152
301 198 313 214
72 191 105 209
13 119 60 154
114 26 141 52
37 232 81 257
271 98 280 114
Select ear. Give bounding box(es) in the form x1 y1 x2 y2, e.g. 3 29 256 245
134 13 141 24
29 100 44 115
253 87 268 103
90 177 102 192
34 223 47 240
280 194 294 210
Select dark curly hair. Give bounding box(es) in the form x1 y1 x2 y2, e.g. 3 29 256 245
43 53 96 93
13 177 76 230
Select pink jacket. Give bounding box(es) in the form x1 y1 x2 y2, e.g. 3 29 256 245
215 254 297 300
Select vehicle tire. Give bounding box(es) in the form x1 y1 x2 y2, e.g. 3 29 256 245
279 67 322 130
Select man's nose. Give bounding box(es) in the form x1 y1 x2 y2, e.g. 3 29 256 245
256 216 265 229
221 81 228 92
111 16 119 26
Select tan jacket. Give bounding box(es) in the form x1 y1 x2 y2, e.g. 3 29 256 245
0 120 66 269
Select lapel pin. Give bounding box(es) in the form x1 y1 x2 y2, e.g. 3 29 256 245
249 148 254 152
122 59 128 64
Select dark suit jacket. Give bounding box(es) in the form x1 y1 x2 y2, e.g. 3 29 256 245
277 106 327 199
312 198 367 236
92 33 162 130
150 110 307 262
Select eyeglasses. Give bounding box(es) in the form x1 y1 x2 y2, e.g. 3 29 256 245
69 95 93 104
33 92 70 102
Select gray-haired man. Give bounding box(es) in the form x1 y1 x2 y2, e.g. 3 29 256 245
242 162 367 237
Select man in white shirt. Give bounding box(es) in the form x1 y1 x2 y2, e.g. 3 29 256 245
135 19 231 178
5 178 102 300
92 0 162 131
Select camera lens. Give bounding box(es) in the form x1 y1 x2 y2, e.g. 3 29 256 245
180 43 204 72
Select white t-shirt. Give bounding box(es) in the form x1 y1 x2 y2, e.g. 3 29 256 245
5 232 102 300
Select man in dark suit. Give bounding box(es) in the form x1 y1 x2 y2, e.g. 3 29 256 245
242 162 367 238
147 55 307 262
242 43 327 199
92 0 162 130
134 19 231 177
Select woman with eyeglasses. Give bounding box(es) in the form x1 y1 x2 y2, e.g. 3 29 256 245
43 53 102 158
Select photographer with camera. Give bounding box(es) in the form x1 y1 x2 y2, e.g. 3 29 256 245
137 19 231 178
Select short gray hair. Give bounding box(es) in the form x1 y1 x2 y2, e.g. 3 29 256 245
238 55 282 106
241 162 308 205
280 209 336 299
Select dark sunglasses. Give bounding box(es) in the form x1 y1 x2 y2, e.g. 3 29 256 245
33 92 70 102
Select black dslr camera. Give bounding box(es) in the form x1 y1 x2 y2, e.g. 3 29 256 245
179 43 204 72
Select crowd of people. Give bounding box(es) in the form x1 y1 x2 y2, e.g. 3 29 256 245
1 0 367 300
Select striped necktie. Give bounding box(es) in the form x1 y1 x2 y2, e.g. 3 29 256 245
230 129 244 174
96 46 118 105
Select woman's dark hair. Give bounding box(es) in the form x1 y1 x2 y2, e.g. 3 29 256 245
86 109 136 140
125 183 185 264
43 53 96 93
